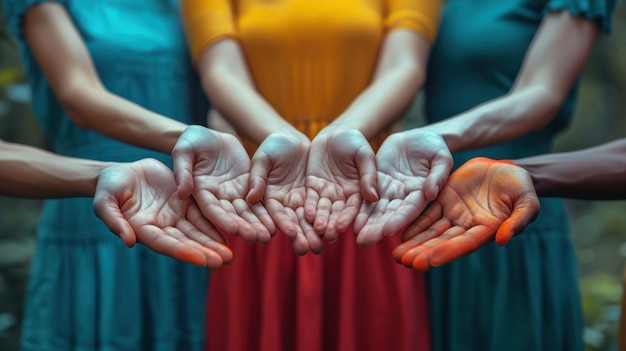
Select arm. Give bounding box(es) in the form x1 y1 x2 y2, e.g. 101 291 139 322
0 138 233 267
23 3 187 153
182 0 305 144
514 139 626 200
194 39 306 144
424 11 600 152
0 139 108 198
323 28 432 138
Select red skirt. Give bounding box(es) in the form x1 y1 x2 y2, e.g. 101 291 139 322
205 231 430 351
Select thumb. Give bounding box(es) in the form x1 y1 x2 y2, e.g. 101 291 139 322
495 192 540 245
94 194 137 247
172 142 195 199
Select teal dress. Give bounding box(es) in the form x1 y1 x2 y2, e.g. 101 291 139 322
424 1 614 350
3 1 210 350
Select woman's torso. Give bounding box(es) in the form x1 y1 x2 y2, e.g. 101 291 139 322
233 0 389 138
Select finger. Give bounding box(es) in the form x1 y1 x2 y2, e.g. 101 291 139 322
495 192 540 245
232 198 272 244
423 150 453 201
250 202 277 237
334 193 362 236
265 199 299 240
428 225 493 267
313 197 332 234
324 200 347 243
381 191 427 237
355 143 378 202
400 202 443 242
176 218 234 267
138 225 214 267
247 151 270 204
187 202 227 244
93 193 136 247
195 190 240 236
297 207 323 255
304 187 320 224
393 217 450 264
355 199 390 247
410 225 467 270
353 200 376 235
172 141 195 200
287 219 310 256
219 198 257 242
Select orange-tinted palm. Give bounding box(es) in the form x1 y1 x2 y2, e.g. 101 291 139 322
173 126 274 244
247 133 321 255
392 157 540 271
94 158 233 269
355 129 452 247
305 129 378 243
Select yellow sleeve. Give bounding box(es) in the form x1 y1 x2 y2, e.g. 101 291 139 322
385 0 441 43
181 0 237 64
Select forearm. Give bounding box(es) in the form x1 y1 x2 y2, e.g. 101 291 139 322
423 87 560 153
201 71 305 143
0 140 111 198
61 86 187 153
326 66 424 138
514 139 626 200
325 29 429 139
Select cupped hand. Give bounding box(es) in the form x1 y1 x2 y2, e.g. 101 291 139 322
354 129 452 246
93 158 233 269
305 129 378 244
172 125 275 244
247 133 321 255
393 157 540 271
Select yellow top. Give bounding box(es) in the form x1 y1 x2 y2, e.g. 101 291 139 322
183 0 440 142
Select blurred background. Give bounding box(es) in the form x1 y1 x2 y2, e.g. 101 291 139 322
0 2 625 351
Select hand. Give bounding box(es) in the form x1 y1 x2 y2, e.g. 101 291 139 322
93 158 233 269
173 125 275 244
305 129 378 243
393 157 540 271
354 129 453 246
247 133 321 255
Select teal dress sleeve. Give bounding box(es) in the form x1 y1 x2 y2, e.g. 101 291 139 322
3 0 68 39
544 0 616 32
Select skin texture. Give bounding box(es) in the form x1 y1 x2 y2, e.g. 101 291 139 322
514 138 626 199
173 126 275 244
376 11 600 256
354 129 453 246
94 158 233 269
392 157 539 271
23 3 188 153
194 27 432 252
0 138 232 268
22 3 271 246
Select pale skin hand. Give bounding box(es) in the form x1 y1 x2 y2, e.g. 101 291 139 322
392 157 540 271
354 129 453 247
173 125 275 244
304 129 379 244
93 158 234 269
247 133 321 255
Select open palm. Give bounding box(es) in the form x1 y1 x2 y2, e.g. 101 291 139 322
247 133 320 255
393 157 540 271
93 158 233 269
355 129 452 246
173 125 274 244
305 129 378 243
